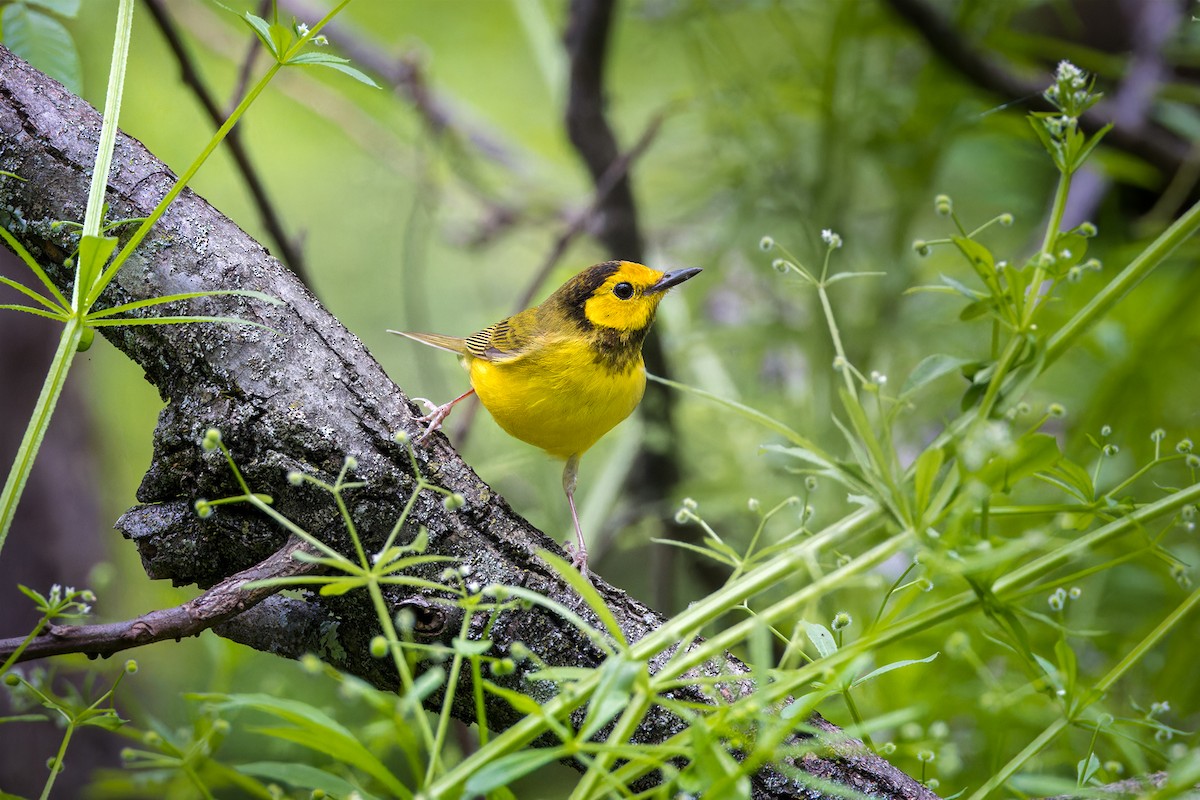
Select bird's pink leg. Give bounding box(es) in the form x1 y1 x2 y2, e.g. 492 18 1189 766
561 454 591 582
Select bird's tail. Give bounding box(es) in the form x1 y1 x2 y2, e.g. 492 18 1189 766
386 330 469 355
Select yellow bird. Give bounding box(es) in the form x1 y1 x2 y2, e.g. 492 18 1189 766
390 260 701 578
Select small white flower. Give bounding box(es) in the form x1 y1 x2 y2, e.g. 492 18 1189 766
821 229 843 249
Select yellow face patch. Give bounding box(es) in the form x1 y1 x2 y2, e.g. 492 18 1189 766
582 262 666 332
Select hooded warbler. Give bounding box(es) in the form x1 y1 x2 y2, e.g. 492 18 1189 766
390 260 701 578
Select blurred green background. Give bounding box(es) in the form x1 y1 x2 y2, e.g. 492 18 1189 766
3 0 1199 796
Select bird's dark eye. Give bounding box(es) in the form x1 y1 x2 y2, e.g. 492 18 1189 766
613 282 634 300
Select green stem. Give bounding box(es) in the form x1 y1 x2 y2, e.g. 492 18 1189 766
841 688 874 750
1046 196 1200 367
571 691 652 800
0 616 48 673
38 720 75 800
817 284 856 400
0 317 84 556
424 613 475 786
972 331 1024 423
1020 169 1072 329
365 580 438 766
87 62 281 309
76 0 135 304
0 0 136 556
86 0 354 309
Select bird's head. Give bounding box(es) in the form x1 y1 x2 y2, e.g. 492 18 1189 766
553 260 702 334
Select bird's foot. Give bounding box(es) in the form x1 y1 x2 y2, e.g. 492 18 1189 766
564 539 591 584
410 397 455 445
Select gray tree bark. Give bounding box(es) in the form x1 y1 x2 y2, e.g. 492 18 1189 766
0 44 935 800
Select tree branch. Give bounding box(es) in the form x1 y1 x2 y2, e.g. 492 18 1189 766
0 45 931 799
0 538 318 662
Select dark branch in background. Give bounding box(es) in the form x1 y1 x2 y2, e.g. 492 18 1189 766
516 112 668 312
0 538 318 662
563 0 689 601
143 0 311 287
881 0 1193 182
1060 0 1183 226
279 0 517 166
0 45 934 799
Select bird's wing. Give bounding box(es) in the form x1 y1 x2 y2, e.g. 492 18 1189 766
464 310 535 363
388 330 469 355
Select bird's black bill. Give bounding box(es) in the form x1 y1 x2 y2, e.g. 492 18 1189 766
648 267 702 293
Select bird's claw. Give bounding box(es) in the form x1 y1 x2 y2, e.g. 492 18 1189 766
564 540 592 584
411 397 454 445
412 397 441 416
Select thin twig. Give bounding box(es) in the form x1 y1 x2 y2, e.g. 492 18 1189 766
0 538 318 663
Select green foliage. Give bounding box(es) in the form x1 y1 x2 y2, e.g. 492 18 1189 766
4 3 1200 799
0 0 82 94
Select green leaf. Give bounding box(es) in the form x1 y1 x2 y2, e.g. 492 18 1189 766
0 275 63 314
650 537 739 567
482 680 547 717
1076 753 1101 786
901 354 973 397
1032 652 1059 684
78 711 127 731
1045 458 1095 502
318 577 367 596
953 236 997 284
804 621 837 659
464 747 573 795
525 667 593 683
238 762 383 800
17 584 48 606
850 652 939 688
2 4 82 94
1055 638 1077 700
538 549 627 650
76 234 117 301
1073 123 1113 171
779 691 823 721
937 273 984 300
971 433 1063 493
287 51 380 87
452 637 493 657
912 446 944 520
647 372 815 449
824 270 887 285
84 288 281 320
193 693 410 798
0 225 71 309
958 299 994 321
240 12 280 58
1051 233 1088 274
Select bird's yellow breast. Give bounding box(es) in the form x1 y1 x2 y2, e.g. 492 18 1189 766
467 336 646 460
